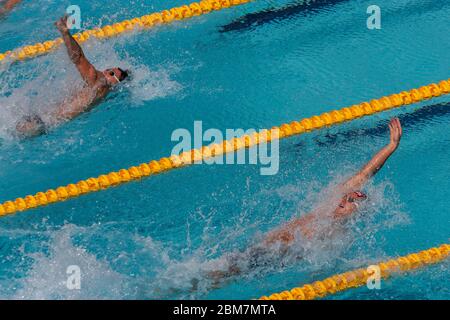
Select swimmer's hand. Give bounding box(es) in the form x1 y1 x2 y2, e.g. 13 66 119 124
388 117 402 149
55 15 69 34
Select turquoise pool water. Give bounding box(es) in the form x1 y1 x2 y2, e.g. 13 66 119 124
0 0 449 299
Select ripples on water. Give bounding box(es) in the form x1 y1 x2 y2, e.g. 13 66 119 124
0 0 449 299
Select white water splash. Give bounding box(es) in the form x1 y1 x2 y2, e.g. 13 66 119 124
10 224 130 300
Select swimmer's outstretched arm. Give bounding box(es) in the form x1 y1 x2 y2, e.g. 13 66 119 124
55 15 100 86
341 118 402 192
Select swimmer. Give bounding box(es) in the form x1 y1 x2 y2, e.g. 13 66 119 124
0 0 21 16
208 118 402 283
15 15 130 138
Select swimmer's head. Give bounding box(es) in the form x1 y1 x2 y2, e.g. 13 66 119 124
15 114 47 138
103 68 129 86
334 191 367 219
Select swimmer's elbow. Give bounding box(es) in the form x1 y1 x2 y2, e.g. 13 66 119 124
67 48 84 65
341 172 368 192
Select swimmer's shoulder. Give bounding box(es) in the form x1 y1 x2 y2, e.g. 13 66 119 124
91 74 110 96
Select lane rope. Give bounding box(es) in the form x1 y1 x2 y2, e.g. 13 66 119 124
0 79 449 217
0 0 252 63
259 243 450 300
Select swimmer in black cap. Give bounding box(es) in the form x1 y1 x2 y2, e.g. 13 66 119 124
16 15 130 138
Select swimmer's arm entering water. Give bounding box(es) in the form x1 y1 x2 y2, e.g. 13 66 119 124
55 16 102 86
341 118 402 192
